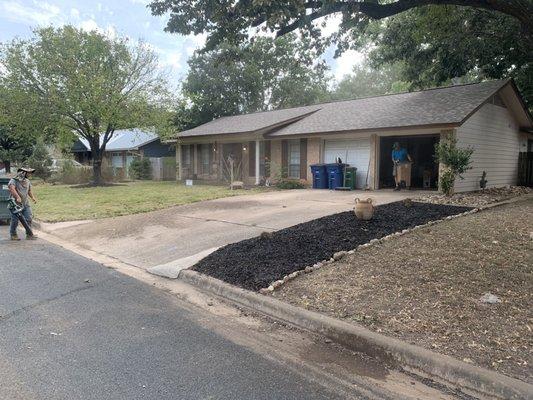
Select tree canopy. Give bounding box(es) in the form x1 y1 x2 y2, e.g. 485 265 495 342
0 26 173 184
368 5 532 107
176 35 330 130
149 0 532 52
331 61 410 101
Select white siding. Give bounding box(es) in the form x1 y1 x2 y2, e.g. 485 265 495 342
455 103 521 192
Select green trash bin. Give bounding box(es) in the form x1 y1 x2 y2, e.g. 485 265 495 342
0 176 12 222
344 167 357 190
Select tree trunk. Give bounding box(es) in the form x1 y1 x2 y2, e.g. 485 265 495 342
92 158 104 186
89 141 105 186
3 160 11 173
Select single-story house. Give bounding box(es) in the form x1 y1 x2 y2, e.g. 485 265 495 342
171 79 533 192
72 129 175 177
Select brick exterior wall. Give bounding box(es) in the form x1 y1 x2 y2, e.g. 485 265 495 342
305 137 322 184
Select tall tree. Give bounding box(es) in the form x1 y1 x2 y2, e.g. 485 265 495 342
1 26 172 185
0 85 49 172
149 1 532 51
331 61 410 100
368 6 532 107
177 35 330 129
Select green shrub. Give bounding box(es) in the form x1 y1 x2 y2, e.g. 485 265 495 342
435 137 474 196
27 139 53 181
275 178 306 189
129 157 152 180
51 159 92 184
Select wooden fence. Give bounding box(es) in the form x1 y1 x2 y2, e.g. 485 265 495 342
150 157 176 181
518 152 533 187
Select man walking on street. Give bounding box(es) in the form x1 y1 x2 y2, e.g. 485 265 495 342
8 167 37 240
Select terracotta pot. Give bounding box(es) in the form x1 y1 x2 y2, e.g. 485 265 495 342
354 198 374 220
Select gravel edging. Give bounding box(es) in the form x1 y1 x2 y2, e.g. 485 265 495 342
178 269 533 400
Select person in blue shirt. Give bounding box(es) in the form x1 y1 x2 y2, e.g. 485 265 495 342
392 142 412 190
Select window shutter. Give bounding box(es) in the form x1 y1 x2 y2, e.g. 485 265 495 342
281 140 288 178
249 141 255 177
300 139 307 180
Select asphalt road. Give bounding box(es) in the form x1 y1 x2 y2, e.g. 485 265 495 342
0 230 347 400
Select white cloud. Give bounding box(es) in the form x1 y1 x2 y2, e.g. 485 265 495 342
70 8 80 19
79 19 99 32
79 19 117 39
333 49 366 81
162 52 181 69
0 0 62 25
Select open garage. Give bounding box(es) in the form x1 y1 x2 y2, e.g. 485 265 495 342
379 134 440 189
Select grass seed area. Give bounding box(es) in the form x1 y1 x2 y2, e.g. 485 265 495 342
192 201 471 291
32 181 266 222
275 198 533 383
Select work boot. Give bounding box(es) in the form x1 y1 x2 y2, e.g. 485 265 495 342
10 234 21 241
26 234 38 240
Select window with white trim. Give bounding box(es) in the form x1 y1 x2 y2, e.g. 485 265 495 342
288 139 300 179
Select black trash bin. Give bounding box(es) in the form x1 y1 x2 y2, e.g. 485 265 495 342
310 164 328 189
0 176 11 222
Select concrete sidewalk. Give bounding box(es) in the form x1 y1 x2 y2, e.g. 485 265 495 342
35 189 421 271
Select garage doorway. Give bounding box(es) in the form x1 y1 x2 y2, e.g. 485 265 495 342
324 138 370 189
379 135 439 189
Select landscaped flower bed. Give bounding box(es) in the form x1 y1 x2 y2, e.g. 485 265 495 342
192 201 472 291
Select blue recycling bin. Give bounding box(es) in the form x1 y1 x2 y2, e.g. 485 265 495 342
326 163 346 189
310 164 328 189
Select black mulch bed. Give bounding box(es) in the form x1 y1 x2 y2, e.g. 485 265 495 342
192 201 472 291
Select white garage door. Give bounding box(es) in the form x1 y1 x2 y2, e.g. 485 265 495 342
324 139 370 189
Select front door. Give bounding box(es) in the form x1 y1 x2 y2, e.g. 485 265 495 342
221 143 243 182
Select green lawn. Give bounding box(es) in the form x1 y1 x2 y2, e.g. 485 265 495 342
33 181 266 222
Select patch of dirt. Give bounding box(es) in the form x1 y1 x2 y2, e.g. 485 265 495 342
416 186 532 207
192 201 471 291
275 198 533 384
69 183 128 188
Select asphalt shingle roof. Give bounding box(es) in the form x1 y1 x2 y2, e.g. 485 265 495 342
178 105 322 137
177 79 510 138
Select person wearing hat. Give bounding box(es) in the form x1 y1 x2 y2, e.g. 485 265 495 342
7 167 37 240
392 142 412 191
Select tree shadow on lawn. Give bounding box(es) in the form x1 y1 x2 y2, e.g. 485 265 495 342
192 201 472 291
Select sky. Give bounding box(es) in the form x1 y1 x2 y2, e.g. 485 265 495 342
0 0 364 87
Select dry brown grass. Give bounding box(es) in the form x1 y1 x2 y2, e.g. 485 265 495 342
275 198 533 383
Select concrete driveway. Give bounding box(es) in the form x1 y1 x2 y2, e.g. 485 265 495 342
37 189 420 273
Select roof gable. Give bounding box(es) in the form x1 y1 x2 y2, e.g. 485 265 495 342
269 79 511 137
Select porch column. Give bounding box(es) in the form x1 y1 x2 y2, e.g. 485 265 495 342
176 144 182 182
255 140 260 185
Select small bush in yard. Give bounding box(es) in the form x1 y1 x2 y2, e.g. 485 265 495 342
276 178 306 189
129 157 152 180
435 137 473 196
53 160 92 184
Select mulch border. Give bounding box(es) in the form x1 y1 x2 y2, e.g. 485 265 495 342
259 204 481 294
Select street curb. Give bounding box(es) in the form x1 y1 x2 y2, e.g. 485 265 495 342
178 269 533 400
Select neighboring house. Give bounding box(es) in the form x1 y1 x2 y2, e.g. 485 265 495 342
171 79 533 192
72 129 175 177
